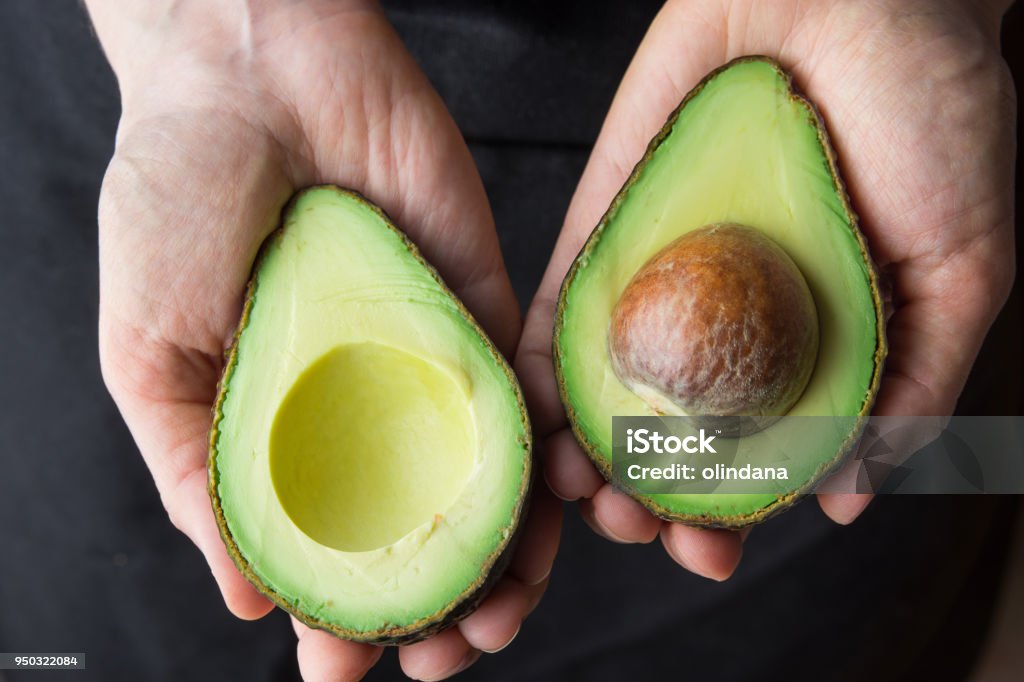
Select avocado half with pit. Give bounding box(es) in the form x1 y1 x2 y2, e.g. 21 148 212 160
554 56 886 527
210 186 531 643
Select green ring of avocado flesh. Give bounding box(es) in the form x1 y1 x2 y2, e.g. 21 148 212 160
553 56 887 528
209 186 532 643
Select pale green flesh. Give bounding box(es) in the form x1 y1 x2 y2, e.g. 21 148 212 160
269 342 475 553
558 60 879 519
215 188 528 634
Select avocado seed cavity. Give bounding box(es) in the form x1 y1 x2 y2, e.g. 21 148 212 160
608 223 818 422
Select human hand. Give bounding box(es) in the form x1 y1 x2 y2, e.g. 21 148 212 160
87 1 561 678
516 0 1015 578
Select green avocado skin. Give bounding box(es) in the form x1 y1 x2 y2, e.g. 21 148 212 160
553 56 886 528
209 186 532 644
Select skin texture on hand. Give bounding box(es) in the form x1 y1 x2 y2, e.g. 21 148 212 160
86 1 561 679
515 0 1016 578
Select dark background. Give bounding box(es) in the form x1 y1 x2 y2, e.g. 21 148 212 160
0 1 1021 680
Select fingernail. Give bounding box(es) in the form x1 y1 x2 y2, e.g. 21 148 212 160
526 583 546 616
542 470 576 502
416 649 482 682
661 533 694 571
482 625 520 654
523 565 551 587
450 649 482 677
581 509 631 544
831 496 872 525
663 533 738 582
716 546 742 582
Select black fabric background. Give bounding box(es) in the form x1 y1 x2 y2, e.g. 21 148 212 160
0 1 1020 680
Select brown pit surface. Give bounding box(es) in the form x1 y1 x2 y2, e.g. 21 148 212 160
608 223 818 418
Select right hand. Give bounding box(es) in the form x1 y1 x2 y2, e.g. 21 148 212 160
515 0 1014 577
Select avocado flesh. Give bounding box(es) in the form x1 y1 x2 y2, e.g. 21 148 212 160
555 57 885 526
211 186 531 642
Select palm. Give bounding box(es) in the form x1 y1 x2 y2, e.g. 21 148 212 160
792 5 1015 416
517 0 1014 574
99 4 557 680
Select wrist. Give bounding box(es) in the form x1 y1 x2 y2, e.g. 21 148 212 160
84 0 380 99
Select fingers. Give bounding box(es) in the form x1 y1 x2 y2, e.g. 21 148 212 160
814 444 875 524
545 428 660 545
514 293 568 438
580 486 660 544
880 297 1000 419
543 429 604 501
549 425 743 579
572 471 745 579
813 272 1009 521
399 627 480 682
169 469 274 620
292 576 548 682
458 577 545 653
659 523 744 581
507 485 563 586
396 486 559 677
289 576 548 681
293 619 383 682
401 488 559 674
817 493 874 525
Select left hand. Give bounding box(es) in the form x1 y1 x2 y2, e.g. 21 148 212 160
87 1 561 678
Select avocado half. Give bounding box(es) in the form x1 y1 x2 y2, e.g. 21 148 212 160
554 57 886 527
210 186 531 643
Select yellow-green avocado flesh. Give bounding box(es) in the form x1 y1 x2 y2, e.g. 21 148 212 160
555 57 886 527
210 186 531 643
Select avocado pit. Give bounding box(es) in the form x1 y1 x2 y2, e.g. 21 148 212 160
608 223 819 422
